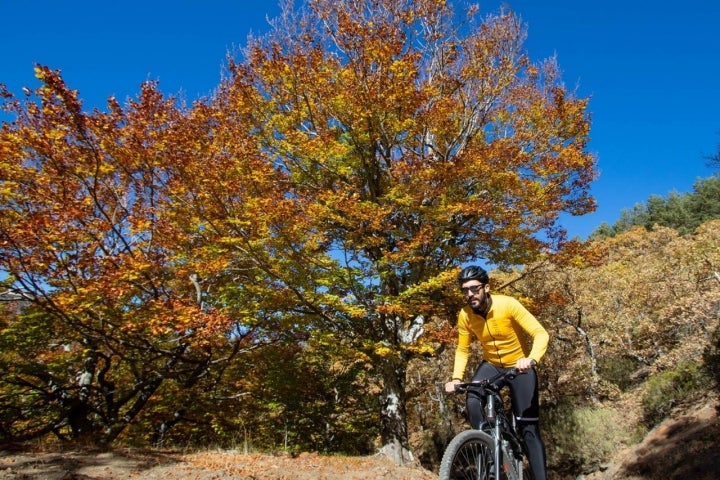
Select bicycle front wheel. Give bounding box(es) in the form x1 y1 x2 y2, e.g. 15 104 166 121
439 429 495 480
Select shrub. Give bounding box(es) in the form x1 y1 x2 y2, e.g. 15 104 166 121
544 401 638 474
598 355 641 392
641 361 709 427
703 324 720 392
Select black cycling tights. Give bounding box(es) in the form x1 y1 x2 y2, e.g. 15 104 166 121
466 362 547 480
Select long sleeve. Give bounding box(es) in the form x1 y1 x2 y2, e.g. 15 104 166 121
451 311 474 380
510 298 549 363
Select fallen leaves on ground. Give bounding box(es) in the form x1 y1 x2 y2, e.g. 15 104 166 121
0 448 438 480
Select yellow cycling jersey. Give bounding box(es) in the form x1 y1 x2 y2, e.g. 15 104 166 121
452 294 549 379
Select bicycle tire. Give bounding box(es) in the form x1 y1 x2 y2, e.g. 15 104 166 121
439 429 495 480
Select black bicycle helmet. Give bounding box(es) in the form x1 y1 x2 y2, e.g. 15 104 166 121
457 265 489 285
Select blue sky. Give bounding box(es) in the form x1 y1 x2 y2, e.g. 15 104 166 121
2 1 718 239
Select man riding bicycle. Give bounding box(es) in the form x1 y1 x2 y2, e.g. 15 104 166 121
445 265 550 480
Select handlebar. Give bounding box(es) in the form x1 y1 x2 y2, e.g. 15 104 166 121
452 368 524 395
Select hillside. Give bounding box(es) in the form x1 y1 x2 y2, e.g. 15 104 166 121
583 393 720 480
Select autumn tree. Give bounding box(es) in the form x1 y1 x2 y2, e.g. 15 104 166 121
219 0 596 463
0 67 305 444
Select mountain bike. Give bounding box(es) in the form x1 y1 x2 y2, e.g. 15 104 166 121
439 369 534 480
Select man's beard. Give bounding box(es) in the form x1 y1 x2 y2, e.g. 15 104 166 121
470 292 491 317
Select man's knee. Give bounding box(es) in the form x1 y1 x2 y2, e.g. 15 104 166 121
517 421 542 441
465 394 486 429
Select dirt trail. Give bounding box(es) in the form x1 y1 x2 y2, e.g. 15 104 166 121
0 448 437 480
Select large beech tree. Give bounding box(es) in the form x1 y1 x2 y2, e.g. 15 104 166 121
218 0 596 463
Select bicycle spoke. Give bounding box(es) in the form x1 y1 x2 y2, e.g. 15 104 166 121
449 438 492 480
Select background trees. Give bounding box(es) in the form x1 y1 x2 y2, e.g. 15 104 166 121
590 175 720 238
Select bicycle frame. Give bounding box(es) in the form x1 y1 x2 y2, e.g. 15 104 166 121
442 369 528 480
486 383 504 479
484 380 523 479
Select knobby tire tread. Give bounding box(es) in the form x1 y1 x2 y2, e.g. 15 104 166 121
439 429 495 480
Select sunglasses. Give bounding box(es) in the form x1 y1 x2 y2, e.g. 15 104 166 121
460 284 485 295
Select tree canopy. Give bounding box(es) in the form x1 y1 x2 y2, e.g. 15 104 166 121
0 67 291 444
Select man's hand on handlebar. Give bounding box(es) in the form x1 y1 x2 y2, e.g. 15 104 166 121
515 357 537 373
444 379 461 393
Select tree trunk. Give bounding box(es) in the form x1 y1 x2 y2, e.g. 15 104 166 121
67 347 98 441
377 356 414 465
561 310 600 403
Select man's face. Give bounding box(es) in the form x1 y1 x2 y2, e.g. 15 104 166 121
460 280 488 310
